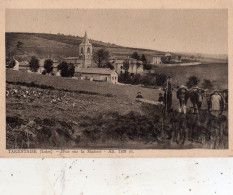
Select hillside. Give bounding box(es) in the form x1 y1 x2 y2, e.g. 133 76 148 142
6 32 227 64
5 32 165 62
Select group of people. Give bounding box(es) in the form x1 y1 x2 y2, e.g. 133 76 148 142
136 76 226 116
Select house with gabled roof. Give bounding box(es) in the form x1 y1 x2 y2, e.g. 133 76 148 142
74 68 118 84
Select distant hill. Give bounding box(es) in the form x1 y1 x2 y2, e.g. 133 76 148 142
5 32 227 64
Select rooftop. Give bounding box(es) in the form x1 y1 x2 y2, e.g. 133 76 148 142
75 68 117 75
64 57 80 60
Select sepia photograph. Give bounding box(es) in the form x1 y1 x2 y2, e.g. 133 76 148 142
5 9 228 150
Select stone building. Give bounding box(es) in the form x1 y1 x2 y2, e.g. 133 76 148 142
109 56 143 75
75 68 118 84
145 54 164 65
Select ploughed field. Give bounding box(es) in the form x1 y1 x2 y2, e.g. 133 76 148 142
6 70 228 149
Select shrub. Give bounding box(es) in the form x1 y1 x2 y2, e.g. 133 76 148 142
42 70 47 75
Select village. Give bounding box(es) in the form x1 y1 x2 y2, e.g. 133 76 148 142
7 31 201 85
6 31 228 150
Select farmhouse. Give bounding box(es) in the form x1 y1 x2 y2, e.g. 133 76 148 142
75 68 118 84
64 31 96 68
145 54 164 65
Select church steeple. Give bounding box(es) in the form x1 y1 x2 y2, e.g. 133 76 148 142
79 31 93 68
82 31 90 45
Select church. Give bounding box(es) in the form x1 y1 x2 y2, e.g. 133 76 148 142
64 31 96 68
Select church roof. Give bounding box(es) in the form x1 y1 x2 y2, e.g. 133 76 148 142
80 31 91 45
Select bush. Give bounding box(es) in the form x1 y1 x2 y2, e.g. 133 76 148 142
57 61 75 77
156 74 167 86
42 70 47 75
118 72 132 84
29 56 39 72
131 74 141 85
44 59 53 74
186 76 199 88
202 79 213 89
140 74 156 86
6 58 16 68
143 63 152 70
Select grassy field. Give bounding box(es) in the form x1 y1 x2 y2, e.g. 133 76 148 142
6 70 228 149
153 63 228 89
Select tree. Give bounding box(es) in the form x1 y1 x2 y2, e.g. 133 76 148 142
29 56 39 72
186 76 199 88
57 61 75 77
131 52 140 60
105 61 114 70
6 57 16 68
141 54 147 63
44 59 53 74
136 62 141 68
93 48 110 67
123 60 129 72
17 41 23 49
202 79 213 89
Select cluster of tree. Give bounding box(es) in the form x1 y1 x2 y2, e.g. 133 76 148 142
118 72 167 86
27 56 74 77
131 52 152 70
186 76 213 89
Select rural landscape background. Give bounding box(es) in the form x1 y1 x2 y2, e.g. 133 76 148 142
5 9 228 149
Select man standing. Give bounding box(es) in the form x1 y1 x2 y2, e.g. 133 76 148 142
176 85 189 114
164 76 173 112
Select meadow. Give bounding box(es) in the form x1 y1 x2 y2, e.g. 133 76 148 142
153 63 228 89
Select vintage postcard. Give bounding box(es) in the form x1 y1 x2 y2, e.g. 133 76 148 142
0 0 232 157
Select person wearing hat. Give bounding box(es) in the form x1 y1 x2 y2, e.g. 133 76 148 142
136 91 143 99
158 93 164 105
210 90 224 117
164 76 173 112
176 85 189 114
189 85 205 114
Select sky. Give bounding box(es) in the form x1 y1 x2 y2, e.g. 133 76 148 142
5 9 228 55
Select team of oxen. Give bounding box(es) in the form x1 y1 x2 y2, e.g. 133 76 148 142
167 85 227 116
157 77 228 116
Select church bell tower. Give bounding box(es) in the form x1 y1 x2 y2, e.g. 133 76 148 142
79 31 93 68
